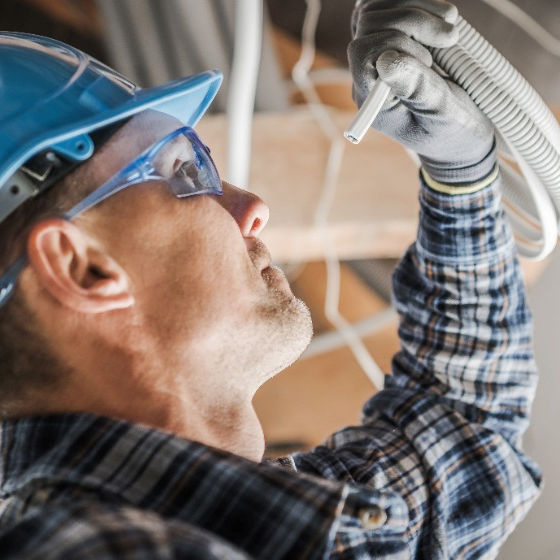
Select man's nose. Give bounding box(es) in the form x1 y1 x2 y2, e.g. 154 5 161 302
217 181 270 237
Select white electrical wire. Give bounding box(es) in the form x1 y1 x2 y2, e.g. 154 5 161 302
226 0 262 188
292 0 385 389
303 307 397 359
480 0 560 58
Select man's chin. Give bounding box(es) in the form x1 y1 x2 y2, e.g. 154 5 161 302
261 265 292 293
289 296 313 357
257 294 313 384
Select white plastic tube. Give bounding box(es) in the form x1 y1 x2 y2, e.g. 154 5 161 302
344 80 391 144
226 0 262 188
293 0 386 390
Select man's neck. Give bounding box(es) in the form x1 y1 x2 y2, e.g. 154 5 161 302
14 363 265 462
18 303 267 462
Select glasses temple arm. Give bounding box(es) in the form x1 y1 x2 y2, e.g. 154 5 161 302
0 256 28 309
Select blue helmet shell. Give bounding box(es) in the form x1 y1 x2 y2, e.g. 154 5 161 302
0 32 222 201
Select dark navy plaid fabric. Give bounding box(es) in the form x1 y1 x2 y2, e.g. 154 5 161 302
0 175 542 559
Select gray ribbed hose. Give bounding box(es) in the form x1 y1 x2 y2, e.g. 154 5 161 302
345 15 560 259
431 16 560 259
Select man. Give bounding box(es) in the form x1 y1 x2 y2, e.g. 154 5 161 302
0 1 541 558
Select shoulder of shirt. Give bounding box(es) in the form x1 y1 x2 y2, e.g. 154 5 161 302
0 501 245 560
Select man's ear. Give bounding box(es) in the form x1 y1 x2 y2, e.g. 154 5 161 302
26 218 134 313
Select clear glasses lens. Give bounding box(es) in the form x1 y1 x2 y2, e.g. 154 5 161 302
151 130 221 198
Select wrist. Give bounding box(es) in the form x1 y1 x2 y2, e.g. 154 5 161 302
416 168 514 266
419 138 498 187
421 164 500 196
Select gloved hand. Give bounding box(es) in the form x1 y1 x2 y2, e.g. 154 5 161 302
348 0 496 185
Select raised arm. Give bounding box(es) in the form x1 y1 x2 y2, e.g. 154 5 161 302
289 2 542 557
348 0 538 450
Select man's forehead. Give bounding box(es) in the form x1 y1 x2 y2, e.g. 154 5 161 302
117 110 184 146
91 110 184 177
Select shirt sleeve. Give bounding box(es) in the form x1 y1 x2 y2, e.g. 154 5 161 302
388 171 537 446
292 172 542 559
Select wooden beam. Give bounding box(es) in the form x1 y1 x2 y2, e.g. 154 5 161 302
197 107 559 285
197 108 420 261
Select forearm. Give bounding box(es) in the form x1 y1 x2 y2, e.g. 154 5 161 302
290 154 541 559
388 169 538 446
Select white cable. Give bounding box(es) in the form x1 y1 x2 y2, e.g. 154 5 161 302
226 0 262 188
303 307 397 359
292 0 339 140
480 0 560 59
293 0 385 389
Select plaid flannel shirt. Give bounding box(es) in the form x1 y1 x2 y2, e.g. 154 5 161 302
0 174 542 559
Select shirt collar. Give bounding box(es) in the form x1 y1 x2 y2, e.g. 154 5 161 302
0 413 353 559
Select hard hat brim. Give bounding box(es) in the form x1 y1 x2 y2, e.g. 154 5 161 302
100 70 223 130
1 70 223 192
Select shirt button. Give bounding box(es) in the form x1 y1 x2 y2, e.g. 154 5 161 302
359 506 388 530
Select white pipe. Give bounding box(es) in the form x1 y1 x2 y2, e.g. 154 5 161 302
226 0 263 188
302 307 397 360
293 0 386 390
344 80 391 144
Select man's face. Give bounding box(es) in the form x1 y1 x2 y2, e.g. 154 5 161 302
80 111 312 394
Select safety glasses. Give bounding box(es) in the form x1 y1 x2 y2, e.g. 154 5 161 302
0 126 222 308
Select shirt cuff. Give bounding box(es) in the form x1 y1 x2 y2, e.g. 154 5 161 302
415 168 516 266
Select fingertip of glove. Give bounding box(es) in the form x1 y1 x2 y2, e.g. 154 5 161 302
376 50 401 69
376 51 429 97
376 51 417 95
376 50 412 79
443 3 459 24
427 21 460 49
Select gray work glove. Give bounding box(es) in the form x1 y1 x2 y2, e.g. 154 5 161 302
348 0 496 185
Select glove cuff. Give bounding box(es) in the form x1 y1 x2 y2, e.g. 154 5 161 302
421 164 500 196
419 139 498 186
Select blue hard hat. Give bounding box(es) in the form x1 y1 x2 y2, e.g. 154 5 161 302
0 32 222 223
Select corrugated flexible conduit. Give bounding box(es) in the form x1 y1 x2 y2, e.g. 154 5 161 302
430 15 560 260
347 13 560 260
